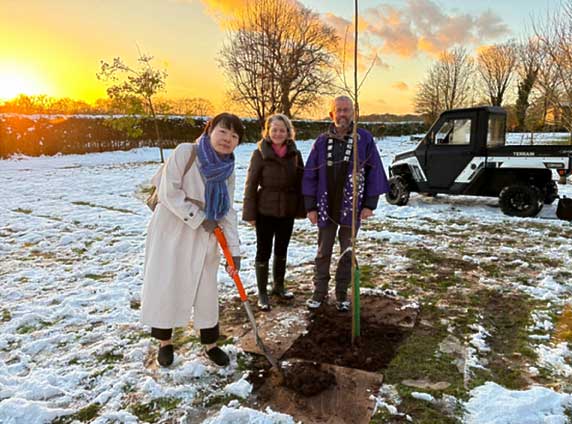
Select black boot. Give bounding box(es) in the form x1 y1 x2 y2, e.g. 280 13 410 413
206 346 230 366
157 344 174 367
255 261 270 311
271 256 294 299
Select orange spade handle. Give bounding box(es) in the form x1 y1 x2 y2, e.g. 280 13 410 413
213 226 248 302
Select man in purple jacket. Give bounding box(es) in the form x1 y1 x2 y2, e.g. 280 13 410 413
302 95 389 311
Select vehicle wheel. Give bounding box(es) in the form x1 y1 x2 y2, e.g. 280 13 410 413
544 180 558 205
386 176 410 206
499 184 543 217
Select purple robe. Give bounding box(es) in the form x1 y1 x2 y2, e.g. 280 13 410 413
302 127 389 228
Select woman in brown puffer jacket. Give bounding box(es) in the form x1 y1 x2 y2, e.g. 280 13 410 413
242 114 305 310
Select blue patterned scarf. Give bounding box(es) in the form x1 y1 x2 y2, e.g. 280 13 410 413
197 134 235 221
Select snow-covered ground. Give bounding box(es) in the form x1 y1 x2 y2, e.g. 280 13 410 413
1 135 572 423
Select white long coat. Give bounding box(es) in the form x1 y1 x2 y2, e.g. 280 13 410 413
140 142 240 330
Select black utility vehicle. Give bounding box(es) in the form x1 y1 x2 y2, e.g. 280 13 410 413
386 106 572 217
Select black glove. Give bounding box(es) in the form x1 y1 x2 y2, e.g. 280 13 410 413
202 219 218 233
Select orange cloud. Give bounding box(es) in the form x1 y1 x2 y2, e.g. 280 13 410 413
199 0 248 17
356 0 511 58
392 81 409 91
321 13 389 70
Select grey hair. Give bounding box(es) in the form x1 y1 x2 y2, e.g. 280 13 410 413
330 95 354 113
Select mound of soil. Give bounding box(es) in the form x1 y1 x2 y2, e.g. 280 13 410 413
283 303 409 372
283 362 336 396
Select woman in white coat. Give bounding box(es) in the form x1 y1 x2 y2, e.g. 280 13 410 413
141 113 243 367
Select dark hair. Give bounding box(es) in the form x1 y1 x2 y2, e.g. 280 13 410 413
203 113 245 143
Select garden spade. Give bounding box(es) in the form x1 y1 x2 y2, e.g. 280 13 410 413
213 227 281 371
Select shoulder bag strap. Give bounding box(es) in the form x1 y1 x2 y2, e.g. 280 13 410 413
183 144 197 176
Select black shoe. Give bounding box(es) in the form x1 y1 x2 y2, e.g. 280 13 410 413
157 344 174 367
206 346 230 367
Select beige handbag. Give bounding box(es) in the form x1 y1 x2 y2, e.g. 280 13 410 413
146 145 197 211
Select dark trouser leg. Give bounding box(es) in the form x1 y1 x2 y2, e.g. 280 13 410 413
199 323 220 345
255 214 275 263
152 326 219 344
272 218 294 295
335 224 356 301
313 223 338 300
151 327 172 341
255 215 274 307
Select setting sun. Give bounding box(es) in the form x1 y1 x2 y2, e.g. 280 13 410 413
0 68 48 101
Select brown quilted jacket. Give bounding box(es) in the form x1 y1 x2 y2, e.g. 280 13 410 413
242 139 305 220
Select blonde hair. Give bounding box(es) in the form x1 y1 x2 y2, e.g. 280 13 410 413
262 114 296 141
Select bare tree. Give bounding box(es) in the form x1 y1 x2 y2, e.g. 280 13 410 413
414 62 444 124
219 0 338 125
169 98 215 117
534 1 572 139
97 51 168 161
515 38 540 130
414 47 474 124
476 42 518 106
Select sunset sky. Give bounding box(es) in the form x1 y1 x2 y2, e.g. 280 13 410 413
0 0 558 116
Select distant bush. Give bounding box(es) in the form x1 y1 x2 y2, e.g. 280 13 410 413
0 115 428 158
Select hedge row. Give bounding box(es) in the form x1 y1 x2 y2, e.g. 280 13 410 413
0 115 427 158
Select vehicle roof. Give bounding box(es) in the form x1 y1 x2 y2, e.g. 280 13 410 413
441 106 506 115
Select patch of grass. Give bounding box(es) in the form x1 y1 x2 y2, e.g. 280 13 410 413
13 208 32 214
1 309 11 322
72 247 87 255
129 402 160 423
16 324 36 334
359 264 376 288
52 403 101 423
535 256 563 268
130 299 141 310
85 273 113 281
172 328 200 349
202 393 241 408
384 305 466 400
480 262 502 279
95 351 124 364
129 397 181 422
470 290 536 389
369 408 396 423
72 201 135 215
236 353 251 372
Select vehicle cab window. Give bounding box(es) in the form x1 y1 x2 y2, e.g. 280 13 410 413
435 118 472 145
487 115 506 147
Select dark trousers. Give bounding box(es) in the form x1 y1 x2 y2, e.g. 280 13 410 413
255 214 294 262
313 223 356 301
151 324 219 345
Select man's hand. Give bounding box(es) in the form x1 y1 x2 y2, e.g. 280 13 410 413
226 256 241 278
247 220 256 226
360 208 373 220
307 211 318 225
202 219 218 233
